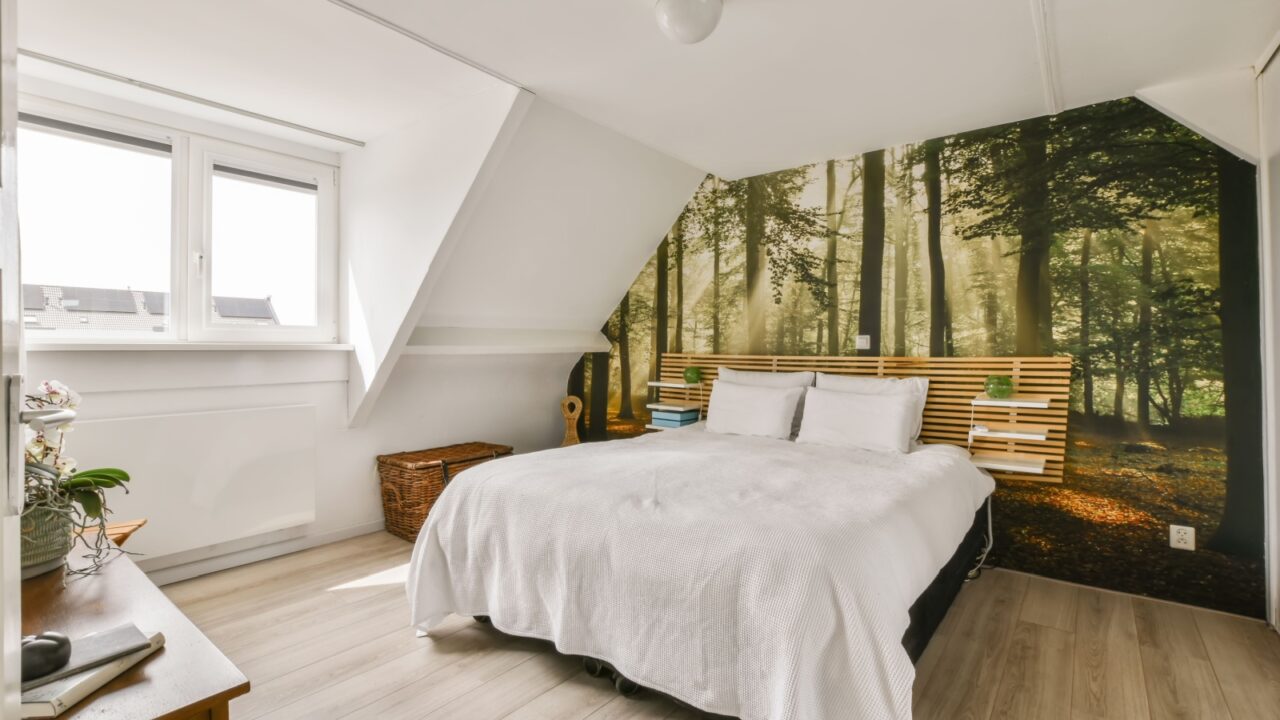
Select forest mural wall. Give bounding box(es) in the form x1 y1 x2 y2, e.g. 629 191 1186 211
569 97 1265 617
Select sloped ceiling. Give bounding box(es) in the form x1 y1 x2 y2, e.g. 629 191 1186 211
415 97 704 333
345 0 1280 179
17 0 500 148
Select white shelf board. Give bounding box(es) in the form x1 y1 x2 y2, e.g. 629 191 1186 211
971 393 1052 409
648 381 701 389
404 326 611 356
970 453 1046 475
969 424 1050 441
647 402 702 412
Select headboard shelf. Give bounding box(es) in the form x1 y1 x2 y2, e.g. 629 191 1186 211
655 353 1072 484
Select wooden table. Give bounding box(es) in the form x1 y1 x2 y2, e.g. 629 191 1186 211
22 549 249 719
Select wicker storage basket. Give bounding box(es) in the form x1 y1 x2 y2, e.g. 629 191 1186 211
377 441 513 542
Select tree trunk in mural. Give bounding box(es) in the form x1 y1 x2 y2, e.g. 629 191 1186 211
824 160 841 355
984 239 1000 354
858 150 886 356
893 150 911 357
712 229 722 354
1079 230 1094 418
616 292 634 420
745 176 768 354
1112 339 1126 420
673 216 685 353
1137 224 1154 429
652 235 669 402
567 355 586 438
1014 117 1052 356
588 342 609 442
924 139 946 356
1208 148 1263 558
710 177 724 355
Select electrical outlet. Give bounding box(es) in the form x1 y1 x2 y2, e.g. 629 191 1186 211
1170 524 1196 551
855 334 871 350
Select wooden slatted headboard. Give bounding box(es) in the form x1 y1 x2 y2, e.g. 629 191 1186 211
654 353 1073 484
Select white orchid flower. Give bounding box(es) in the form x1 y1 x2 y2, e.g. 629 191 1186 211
53 456 77 475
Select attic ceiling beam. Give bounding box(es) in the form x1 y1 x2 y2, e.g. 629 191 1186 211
1029 0 1063 115
325 0 526 91
17 49 366 147
1257 27 1280 75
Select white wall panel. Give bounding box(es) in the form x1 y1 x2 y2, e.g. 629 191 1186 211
68 405 317 559
1259 58 1280 624
25 350 572 581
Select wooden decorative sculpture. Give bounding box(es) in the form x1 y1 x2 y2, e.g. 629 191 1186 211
561 396 583 447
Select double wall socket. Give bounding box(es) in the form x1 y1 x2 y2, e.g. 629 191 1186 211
1170 524 1195 551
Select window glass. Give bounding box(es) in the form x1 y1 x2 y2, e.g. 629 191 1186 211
209 167 318 327
18 121 172 336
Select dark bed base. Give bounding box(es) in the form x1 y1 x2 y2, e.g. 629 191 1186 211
473 500 989 708
901 503 988 663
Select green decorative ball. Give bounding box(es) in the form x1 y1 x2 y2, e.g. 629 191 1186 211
683 366 703 384
985 375 1014 399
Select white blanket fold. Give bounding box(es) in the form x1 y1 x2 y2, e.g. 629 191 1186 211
408 425 993 720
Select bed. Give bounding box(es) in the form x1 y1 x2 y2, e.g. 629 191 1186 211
406 423 995 720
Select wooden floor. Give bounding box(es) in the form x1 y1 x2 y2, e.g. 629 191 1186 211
163 532 1280 719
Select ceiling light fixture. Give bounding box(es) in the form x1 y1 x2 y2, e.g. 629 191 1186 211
655 0 723 44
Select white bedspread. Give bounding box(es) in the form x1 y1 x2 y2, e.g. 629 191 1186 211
407 424 994 720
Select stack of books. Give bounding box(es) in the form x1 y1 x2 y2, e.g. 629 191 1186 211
648 402 701 429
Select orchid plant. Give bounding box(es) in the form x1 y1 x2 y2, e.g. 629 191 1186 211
23 380 131 572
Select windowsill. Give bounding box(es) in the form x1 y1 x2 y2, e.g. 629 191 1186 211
27 341 354 353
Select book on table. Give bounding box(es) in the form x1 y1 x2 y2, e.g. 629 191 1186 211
22 623 152 692
22 630 165 719
650 416 698 429
651 409 700 424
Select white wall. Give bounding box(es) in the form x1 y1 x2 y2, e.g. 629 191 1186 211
342 84 528 425
416 96 705 333
1259 55 1280 625
1137 68 1260 163
26 349 573 583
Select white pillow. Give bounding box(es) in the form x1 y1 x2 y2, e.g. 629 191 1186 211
705 380 806 440
815 373 929 439
717 367 814 436
796 388 916 453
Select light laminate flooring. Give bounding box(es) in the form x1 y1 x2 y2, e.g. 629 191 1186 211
162 532 1280 719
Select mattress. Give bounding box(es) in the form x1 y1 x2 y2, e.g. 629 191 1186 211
407 423 994 720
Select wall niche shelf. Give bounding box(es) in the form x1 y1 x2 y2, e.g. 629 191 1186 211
968 422 1050 442
645 381 704 431
970 452 1047 475
970 393 1051 409
967 393 1051 476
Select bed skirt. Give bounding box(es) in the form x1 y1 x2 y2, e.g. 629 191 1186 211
901 503 987 663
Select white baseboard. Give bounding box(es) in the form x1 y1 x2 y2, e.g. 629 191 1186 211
142 520 387 587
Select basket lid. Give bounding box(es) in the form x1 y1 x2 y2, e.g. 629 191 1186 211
377 441 513 470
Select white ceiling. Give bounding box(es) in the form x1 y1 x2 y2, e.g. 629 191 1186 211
346 0 1280 178
17 0 1280 178
17 0 504 146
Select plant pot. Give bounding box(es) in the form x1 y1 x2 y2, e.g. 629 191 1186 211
20 508 73 579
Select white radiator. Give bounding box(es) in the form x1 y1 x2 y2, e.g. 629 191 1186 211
66 404 318 560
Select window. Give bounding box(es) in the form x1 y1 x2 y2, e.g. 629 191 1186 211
18 102 337 344
211 166 318 327
19 115 173 337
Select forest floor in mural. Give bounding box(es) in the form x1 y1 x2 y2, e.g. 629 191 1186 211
997 423 1263 617
601 415 1262 617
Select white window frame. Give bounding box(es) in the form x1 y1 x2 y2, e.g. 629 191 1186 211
188 138 337 343
18 96 338 345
